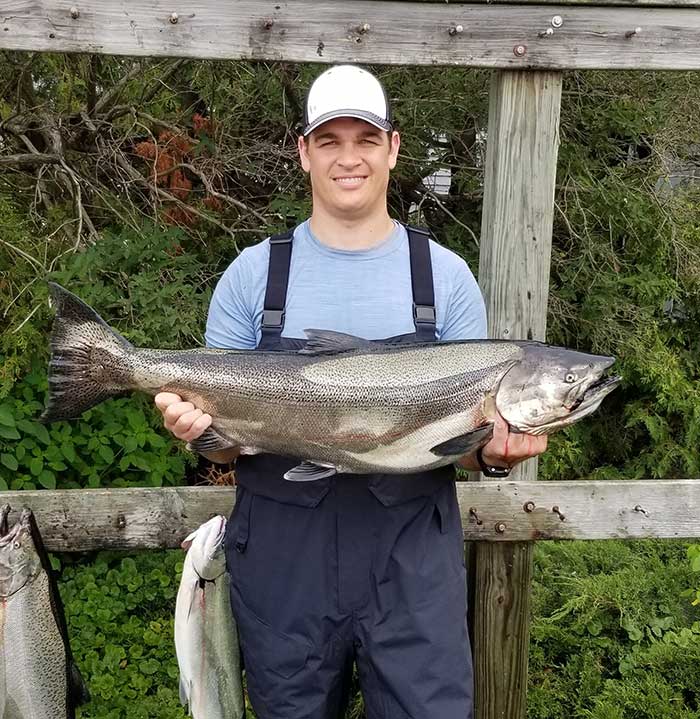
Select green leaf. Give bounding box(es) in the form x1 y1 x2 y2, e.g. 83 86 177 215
1 453 18 471
29 457 43 476
38 470 56 489
98 445 115 464
0 426 20 440
0 405 15 428
17 420 50 444
61 442 77 463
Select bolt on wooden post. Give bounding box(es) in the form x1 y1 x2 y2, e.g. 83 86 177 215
475 69 563 719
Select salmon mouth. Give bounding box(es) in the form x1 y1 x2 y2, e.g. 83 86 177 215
570 374 622 413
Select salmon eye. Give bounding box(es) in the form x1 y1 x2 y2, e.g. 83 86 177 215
12 541 20 549
565 373 577 383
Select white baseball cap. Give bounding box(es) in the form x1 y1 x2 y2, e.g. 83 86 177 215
303 65 393 137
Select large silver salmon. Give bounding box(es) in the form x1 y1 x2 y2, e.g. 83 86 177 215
0 506 89 718
42 283 620 481
174 516 244 719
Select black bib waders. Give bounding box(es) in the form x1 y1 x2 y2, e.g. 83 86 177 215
224 227 474 719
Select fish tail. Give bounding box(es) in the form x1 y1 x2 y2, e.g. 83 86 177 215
41 283 134 422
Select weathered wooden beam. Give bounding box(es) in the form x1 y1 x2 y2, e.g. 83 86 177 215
372 0 700 5
474 69 562 719
2 1 700 70
0 480 698 551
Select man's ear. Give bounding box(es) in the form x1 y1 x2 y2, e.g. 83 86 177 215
298 135 311 173
388 131 400 170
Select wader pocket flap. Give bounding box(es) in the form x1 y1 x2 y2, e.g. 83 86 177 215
236 455 330 507
368 466 455 507
234 599 311 680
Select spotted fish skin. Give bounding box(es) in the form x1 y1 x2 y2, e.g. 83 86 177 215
0 508 89 718
42 283 620 476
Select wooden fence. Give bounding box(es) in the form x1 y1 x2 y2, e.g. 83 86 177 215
2 1 700 717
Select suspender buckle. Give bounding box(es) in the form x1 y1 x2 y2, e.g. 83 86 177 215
262 309 285 328
413 304 436 324
269 234 293 244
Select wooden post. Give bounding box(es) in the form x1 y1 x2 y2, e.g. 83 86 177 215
474 70 563 719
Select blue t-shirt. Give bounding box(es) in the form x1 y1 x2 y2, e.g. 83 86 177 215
206 221 486 349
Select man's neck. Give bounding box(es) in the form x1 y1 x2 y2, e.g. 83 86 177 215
309 212 396 251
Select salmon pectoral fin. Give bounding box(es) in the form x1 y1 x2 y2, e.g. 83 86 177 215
429 423 495 457
187 427 237 455
284 461 338 482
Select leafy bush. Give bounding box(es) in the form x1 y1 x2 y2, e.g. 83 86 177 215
0 366 188 490
528 540 700 718
61 551 188 719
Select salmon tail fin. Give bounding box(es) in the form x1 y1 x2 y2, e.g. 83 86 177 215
41 282 134 423
68 660 91 709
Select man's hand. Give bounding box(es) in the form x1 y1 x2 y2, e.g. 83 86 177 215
155 392 213 443
154 392 239 464
458 413 548 472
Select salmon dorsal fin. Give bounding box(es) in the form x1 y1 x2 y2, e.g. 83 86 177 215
299 329 374 355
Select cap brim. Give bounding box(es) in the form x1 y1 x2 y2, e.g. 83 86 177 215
303 109 392 136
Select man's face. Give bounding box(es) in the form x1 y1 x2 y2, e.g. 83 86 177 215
298 117 400 220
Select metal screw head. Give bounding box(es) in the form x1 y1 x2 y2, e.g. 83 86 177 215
551 15 563 28
263 18 274 29
449 24 464 36
523 501 536 513
358 22 371 33
513 45 527 57
495 522 507 534
70 6 80 19
116 513 127 529
169 12 179 24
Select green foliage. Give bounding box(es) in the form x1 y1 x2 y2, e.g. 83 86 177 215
60 550 188 719
48 223 214 348
528 540 700 719
685 544 700 608
0 366 189 490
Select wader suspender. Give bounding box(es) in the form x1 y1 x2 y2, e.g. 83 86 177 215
406 225 437 342
260 225 437 342
260 229 294 344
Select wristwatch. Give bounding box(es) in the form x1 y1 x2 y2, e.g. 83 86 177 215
476 447 511 477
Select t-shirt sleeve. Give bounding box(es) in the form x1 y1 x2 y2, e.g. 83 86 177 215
440 257 488 341
205 252 259 350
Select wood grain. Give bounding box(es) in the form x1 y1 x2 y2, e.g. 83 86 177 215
474 69 562 719
2 1 700 69
0 480 698 551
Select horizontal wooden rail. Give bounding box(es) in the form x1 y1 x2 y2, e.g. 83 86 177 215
2 1 700 70
1 479 698 551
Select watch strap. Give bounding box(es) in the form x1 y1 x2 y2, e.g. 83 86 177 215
476 447 511 477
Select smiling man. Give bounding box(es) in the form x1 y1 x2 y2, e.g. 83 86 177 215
156 65 547 719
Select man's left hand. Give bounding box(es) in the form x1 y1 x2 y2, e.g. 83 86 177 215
458 413 548 472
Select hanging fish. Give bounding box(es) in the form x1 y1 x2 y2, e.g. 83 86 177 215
174 515 244 719
0 505 89 718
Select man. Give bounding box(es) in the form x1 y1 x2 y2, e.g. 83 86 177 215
156 65 547 719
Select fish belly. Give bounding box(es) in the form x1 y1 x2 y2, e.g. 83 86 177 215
3 572 67 718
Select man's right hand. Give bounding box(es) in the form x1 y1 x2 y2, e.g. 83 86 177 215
154 392 240 464
154 392 212 442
